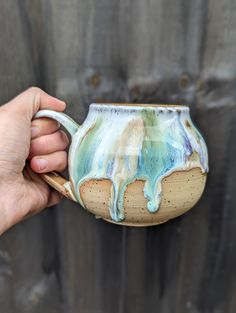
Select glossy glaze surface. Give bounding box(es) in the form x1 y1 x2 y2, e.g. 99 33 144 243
67 104 208 222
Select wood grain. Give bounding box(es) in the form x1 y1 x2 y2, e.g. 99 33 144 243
0 0 235 312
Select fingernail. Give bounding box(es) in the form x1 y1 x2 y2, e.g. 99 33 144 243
36 159 48 171
31 126 39 138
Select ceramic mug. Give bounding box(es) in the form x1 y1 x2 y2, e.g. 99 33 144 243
35 103 208 226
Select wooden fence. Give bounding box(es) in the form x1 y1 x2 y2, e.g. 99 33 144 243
0 1 236 312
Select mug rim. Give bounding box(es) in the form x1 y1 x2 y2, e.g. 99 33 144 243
90 102 189 109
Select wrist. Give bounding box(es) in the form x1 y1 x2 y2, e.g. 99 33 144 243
0 184 25 235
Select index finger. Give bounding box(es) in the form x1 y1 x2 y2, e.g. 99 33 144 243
6 87 66 120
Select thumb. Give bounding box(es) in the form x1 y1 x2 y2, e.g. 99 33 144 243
5 87 66 121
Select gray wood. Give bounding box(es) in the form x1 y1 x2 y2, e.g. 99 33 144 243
0 0 236 313
0 2 63 312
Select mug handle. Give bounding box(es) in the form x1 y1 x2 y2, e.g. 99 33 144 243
33 110 80 201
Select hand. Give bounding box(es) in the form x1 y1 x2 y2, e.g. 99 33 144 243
0 87 69 235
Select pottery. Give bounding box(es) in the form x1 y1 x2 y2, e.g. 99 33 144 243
35 103 208 226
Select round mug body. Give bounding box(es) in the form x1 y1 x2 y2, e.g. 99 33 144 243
35 103 208 226
66 103 208 226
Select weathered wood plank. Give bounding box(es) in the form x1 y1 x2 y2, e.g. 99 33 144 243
202 0 236 79
0 1 62 313
174 103 236 312
0 249 14 312
0 0 236 313
123 0 206 105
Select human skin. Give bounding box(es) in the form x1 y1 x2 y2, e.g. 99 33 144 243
0 87 69 235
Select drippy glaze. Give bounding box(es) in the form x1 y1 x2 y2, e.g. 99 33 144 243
35 104 208 222
67 104 208 222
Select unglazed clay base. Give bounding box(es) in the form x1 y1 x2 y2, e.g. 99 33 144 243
79 167 206 226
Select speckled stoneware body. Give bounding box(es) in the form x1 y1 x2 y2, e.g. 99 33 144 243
35 103 208 226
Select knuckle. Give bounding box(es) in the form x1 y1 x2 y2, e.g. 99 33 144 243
52 120 60 130
57 152 67 170
57 160 64 171
28 86 42 94
27 87 42 110
47 119 60 131
40 136 50 153
32 118 58 131
59 131 69 146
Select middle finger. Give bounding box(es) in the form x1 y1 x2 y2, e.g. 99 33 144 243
31 117 60 139
29 130 69 158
